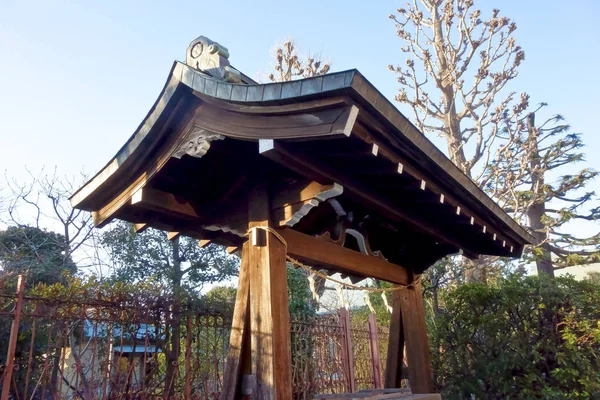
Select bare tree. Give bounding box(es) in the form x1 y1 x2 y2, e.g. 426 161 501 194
2 168 102 273
267 40 331 82
484 104 600 277
389 1 526 178
388 1 530 282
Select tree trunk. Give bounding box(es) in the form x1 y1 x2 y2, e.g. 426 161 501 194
464 258 488 284
526 113 555 278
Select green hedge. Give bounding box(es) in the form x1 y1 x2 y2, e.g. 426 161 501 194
430 275 600 399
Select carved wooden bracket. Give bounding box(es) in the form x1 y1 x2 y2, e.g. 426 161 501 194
172 127 224 159
317 202 387 261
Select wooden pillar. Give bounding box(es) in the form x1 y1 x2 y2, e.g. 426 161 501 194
384 289 405 389
221 243 251 400
248 184 292 400
399 284 434 394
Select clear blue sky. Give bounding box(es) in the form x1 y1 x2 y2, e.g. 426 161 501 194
1 0 599 195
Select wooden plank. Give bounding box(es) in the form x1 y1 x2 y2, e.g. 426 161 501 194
399 285 434 394
198 239 212 248
220 243 251 400
277 228 409 285
248 185 292 400
385 289 405 389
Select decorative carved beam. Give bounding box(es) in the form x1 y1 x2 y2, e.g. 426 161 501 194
277 228 410 285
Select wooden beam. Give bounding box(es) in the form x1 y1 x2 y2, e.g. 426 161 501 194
198 239 212 248
131 187 199 219
400 285 434 394
248 185 292 400
220 243 251 400
167 231 180 241
134 223 148 233
226 246 239 254
276 228 409 285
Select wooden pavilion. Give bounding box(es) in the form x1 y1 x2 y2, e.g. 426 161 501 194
71 36 534 399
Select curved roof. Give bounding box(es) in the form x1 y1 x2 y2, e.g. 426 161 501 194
71 60 534 271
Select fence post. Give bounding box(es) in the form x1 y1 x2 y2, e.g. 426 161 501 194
367 314 383 389
339 308 356 393
1 275 26 400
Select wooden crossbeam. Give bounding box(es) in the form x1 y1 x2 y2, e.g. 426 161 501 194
131 187 199 219
128 180 342 240
276 228 409 285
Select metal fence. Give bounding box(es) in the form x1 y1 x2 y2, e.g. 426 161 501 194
0 278 389 400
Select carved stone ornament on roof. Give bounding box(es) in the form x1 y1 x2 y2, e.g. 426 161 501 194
172 127 224 159
185 36 241 83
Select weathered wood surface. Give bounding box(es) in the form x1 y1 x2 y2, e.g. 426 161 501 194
277 228 409 285
385 289 405 389
248 185 292 400
399 285 434 394
220 243 250 400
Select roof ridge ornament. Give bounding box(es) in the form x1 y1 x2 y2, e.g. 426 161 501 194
185 36 241 83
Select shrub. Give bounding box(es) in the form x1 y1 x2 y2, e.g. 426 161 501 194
430 275 600 399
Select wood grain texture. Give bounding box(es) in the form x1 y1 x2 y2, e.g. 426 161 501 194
277 228 409 285
385 289 405 389
220 243 250 400
248 185 292 400
399 285 434 394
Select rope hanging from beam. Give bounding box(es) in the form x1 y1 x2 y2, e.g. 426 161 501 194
247 226 422 293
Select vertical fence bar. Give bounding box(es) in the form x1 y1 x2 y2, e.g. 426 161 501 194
367 314 383 389
23 304 39 399
1 275 26 400
184 314 192 400
339 308 355 393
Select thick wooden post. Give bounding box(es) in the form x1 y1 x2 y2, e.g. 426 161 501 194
248 185 292 400
399 284 434 394
2 275 25 400
220 243 251 400
384 289 405 389
367 314 383 389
